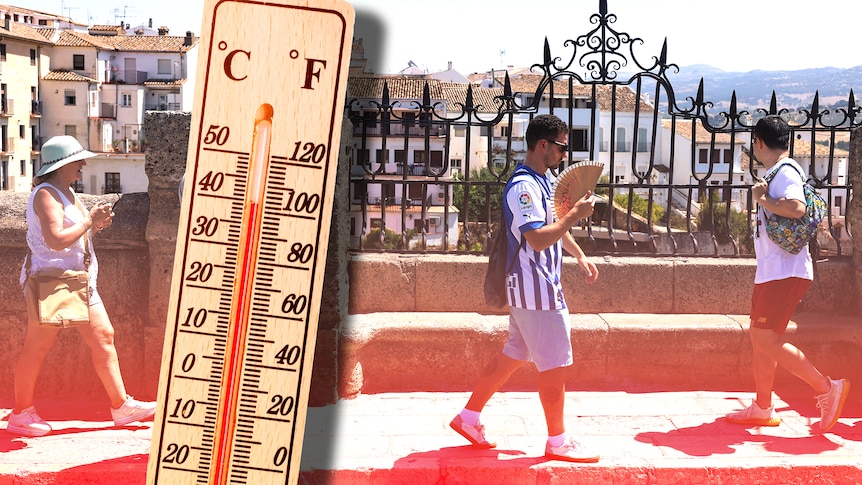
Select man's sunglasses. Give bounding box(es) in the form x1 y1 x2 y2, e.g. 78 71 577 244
545 139 568 150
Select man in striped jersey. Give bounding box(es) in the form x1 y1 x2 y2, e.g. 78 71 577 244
451 114 600 463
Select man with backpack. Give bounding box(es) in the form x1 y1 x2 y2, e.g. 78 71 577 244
725 115 849 431
450 114 600 462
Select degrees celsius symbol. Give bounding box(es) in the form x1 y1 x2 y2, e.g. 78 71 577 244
147 1 354 484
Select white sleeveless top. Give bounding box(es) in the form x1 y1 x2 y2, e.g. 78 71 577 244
20 183 98 288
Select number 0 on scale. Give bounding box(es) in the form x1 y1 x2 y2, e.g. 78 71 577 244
147 1 354 484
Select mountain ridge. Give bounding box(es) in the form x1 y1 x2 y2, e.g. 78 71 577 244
664 64 862 111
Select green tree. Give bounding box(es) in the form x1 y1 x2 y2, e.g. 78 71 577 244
452 168 506 223
613 192 665 223
364 227 417 250
696 197 754 254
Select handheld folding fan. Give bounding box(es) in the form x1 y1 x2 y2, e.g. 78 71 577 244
550 161 604 220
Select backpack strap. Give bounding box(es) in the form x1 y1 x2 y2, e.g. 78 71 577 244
764 160 805 184
760 160 807 220
502 166 549 273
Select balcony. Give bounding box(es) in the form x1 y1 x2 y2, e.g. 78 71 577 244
395 164 428 176
353 124 443 138
30 100 41 117
365 196 426 207
99 103 117 119
0 98 12 117
107 69 149 84
1 136 15 155
111 139 143 153
144 102 181 111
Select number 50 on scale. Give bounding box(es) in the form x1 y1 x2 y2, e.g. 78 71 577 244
147 1 354 484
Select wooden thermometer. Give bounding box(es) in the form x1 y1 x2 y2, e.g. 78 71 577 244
146 1 354 484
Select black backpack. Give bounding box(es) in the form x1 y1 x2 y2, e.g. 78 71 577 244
482 225 523 308
483 168 533 308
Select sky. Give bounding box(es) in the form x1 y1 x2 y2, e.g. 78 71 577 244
26 0 862 75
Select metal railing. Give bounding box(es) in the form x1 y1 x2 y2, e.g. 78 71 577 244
346 0 857 258
144 102 181 111
108 70 149 84
102 184 122 194
0 98 12 116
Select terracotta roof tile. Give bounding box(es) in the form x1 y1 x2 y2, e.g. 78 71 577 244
791 138 849 158
661 119 743 145
741 149 753 171
348 77 447 101
102 34 199 52
3 4 83 27
88 24 126 35
0 20 54 44
43 69 97 82
35 27 57 42
440 83 504 113
349 73 655 116
53 30 116 49
471 72 653 112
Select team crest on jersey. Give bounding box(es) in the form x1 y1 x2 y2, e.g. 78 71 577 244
518 192 533 213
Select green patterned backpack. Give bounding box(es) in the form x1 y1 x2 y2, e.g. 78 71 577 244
760 162 828 254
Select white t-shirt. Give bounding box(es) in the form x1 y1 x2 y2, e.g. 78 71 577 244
754 158 814 284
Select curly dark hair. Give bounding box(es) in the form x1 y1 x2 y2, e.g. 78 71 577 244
525 114 568 150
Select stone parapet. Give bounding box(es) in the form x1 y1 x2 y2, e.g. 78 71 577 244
341 312 862 397
348 254 857 315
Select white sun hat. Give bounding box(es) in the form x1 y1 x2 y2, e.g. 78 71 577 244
36 135 96 177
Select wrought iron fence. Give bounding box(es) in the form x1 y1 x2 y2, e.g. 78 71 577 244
346 0 857 258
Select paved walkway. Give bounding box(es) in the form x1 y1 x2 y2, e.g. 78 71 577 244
2 388 860 484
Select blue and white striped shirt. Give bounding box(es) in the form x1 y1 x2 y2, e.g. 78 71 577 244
503 165 566 310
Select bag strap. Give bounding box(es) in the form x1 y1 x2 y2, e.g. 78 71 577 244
759 160 807 222
764 160 805 185
73 196 91 269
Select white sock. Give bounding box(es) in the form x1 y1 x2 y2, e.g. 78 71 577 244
548 432 566 448
459 408 481 426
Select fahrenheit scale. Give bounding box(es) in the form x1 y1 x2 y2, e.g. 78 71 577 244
146 1 354 484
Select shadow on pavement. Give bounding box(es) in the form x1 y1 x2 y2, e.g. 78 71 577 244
634 417 842 457
38 453 148 484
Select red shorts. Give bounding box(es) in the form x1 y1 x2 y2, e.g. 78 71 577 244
750 277 811 334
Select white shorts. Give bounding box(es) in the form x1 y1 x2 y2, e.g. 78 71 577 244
502 306 573 372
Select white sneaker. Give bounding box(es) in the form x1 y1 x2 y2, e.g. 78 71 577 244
816 378 850 431
449 415 496 448
111 396 156 426
7 406 52 437
725 400 781 426
545 436 600 463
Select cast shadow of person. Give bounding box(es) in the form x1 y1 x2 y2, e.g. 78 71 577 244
635 418 841 457
392 445 546 482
